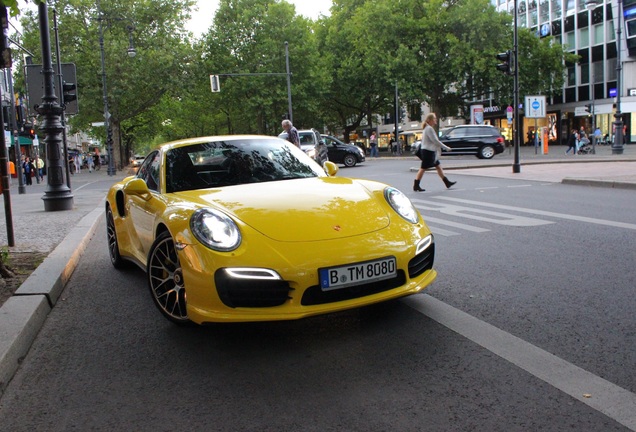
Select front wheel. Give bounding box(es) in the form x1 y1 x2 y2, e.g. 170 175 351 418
147 231 191 325
343 154 357 167
478 145 496 159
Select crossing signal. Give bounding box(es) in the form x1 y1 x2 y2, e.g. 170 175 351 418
584 103 592 114
496 50 512 75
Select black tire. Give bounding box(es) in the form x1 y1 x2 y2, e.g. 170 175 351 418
106 205 126 269
343 154 357 167
147 231 191 325
478 145 496 159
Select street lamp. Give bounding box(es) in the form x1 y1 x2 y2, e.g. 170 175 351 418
97 0 136 176
586 0 598 154
586 0 624 154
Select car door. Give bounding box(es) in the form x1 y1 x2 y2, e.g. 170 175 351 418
322 135 344 163
126 151 164 262
441 127 478 155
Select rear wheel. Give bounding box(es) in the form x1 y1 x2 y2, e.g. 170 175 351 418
106 205 126 269
147 231 191 325
479 145 495 159
343 154 357 167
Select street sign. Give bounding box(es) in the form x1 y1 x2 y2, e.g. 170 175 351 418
524 96 546 118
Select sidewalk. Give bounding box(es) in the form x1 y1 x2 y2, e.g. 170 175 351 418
1 145 635 397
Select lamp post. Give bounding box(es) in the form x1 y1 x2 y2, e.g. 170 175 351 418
97 0 136 176
585 0 598 154
612 0 624 154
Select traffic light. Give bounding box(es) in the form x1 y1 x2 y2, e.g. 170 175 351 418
210 75 220 92
29 128 36 139
496 50 512 75
584 103 592 114
62 81 77 103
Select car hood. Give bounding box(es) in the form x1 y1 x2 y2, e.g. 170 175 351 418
174 177 390 242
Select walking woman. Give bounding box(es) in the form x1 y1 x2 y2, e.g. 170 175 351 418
413 113 456 191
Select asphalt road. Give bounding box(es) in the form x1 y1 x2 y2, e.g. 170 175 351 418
0 159 634 431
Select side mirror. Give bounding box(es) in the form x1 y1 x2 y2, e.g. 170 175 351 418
123 178 152 200
323 161 339 176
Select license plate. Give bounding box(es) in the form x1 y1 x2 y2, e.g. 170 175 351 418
319 256 397 291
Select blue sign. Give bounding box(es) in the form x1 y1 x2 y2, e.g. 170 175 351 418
532 101 540 110
609 88 617 98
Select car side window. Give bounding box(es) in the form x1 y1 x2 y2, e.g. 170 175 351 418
448 128 467 138
466 128 482 137
137 150 161 192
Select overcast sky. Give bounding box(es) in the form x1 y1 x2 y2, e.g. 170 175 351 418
187 0 333 37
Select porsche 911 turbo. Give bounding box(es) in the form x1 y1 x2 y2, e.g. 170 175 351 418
106 135 437 325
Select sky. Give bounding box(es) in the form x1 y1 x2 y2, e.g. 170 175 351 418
187 0 333 38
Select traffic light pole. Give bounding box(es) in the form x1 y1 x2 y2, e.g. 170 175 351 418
512 0 521 173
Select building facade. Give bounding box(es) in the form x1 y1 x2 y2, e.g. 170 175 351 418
491 0 635 145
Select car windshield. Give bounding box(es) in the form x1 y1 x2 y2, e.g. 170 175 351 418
165 138 323 193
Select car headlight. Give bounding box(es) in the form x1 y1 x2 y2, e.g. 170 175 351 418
190 209 241 251
384 187 419 224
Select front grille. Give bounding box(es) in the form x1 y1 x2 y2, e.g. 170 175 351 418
408 243 435 278
215 270 293 308
301 271 406 306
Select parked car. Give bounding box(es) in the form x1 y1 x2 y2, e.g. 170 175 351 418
279 129 365 167
321 135 366 167
106 135 437 325
438 125 505 159
131 154 146 167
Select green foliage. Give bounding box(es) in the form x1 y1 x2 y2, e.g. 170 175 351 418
6 0 574 151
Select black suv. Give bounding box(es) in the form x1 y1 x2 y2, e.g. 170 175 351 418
439 125 505 159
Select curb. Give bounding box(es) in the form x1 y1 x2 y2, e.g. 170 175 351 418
0 203 105 397
561 178 636 190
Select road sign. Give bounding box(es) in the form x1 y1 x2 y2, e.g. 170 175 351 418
524 95 546 118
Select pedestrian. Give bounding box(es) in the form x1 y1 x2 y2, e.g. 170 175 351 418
23 157 35 186
413 113 456 191
565 129 578 155
87 154 94 172
369 132 378 158
34 154 45 183
578 126 589 153
281 119 300 148
74 154 81 174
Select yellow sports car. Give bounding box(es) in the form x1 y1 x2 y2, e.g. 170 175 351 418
106 135 437 325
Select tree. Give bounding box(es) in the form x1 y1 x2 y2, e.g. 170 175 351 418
16 0 196 167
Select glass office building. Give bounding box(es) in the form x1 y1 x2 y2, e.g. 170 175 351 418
491 0 635 145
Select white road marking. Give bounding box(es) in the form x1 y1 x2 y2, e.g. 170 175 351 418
423 216 490 232
402 294 636 431
413 199 553 227
434 196 636 230
426 226 460 237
